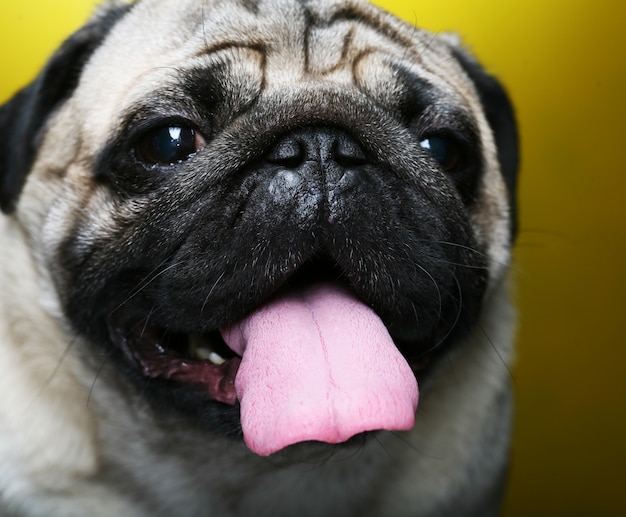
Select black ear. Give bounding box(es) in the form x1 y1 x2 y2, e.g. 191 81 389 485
452 49 520 240
0 4 133 213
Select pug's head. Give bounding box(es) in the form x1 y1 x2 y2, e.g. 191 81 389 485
0 0 517 456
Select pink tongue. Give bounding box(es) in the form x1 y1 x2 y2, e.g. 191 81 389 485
220 283 418 456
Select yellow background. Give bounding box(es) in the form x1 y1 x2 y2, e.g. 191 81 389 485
1 1 625 515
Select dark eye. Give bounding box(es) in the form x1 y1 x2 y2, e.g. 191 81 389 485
135 125 205 166
419 135 466 173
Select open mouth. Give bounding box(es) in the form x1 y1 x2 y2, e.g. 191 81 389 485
106 257 422 455
108 324 243 406
107 259 345 406
107 258 433 406
108 309 431 408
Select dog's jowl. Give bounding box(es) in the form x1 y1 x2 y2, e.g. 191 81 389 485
0 0 518 515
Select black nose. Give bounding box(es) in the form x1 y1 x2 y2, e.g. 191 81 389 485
256 127 372 225
266 127 367 170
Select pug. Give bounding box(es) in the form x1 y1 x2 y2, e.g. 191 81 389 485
0 0 518 515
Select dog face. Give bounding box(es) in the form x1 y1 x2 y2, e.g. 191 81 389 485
0 0 517 512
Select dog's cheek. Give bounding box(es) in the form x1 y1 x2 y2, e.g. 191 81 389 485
468 144 513 288
17 147 121 321
13 104 83 229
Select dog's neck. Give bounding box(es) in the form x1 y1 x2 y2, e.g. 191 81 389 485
0 215 100 486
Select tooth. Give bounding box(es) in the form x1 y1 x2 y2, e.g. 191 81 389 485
208 352 226 365
193 346 214 361
196 346 226 364
195 347 226 365
189 334 227 364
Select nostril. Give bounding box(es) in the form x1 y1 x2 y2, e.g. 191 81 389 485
333 134 367 168
266 137 305 169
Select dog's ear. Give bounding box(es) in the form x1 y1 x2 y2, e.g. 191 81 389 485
449 44 520 239
0 4 132 214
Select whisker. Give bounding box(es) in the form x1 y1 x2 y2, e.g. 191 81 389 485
87 354 110 407
201 270 227 315
400 12 424 63
426 272 464 355
475 321 516 385
110 258 186 316
437 260 489 270
423 239 519 274
425 239 489 258
387 430 435 458
42 337 78 389
416 30 440 63
138 306 157 340
414 262 443 320
371 432 393 458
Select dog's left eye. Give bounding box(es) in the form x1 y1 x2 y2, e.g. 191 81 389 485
135 125 206 166
419 136 465 173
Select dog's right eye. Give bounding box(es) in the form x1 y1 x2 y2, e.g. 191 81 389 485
135 126 206 166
